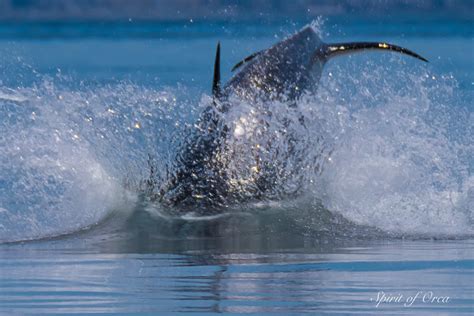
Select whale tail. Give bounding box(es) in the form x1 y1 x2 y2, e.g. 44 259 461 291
323 42 428 62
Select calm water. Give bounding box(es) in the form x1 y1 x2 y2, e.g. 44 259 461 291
0 15 473 315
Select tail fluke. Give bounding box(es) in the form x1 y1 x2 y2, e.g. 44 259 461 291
212 42 221 99
324 42 428 62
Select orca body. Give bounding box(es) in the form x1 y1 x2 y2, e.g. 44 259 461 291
153 26 427 213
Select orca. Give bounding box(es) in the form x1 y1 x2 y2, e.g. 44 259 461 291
151 25 427 213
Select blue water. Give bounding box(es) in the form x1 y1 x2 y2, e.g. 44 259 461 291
0 14 473 315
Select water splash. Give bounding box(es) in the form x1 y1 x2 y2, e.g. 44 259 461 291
0 76 195 241
0 50 472 242
308 57 473 236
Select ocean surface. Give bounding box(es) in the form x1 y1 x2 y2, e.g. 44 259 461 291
0 14 473 315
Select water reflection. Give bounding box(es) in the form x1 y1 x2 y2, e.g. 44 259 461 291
0 205 472 314
1 240 472 314
68 199 386 254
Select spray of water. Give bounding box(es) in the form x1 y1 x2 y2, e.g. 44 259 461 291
0 42 472 242
308 58 473 236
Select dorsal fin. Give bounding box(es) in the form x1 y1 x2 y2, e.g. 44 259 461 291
212 42 221 99
231 50 264 72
